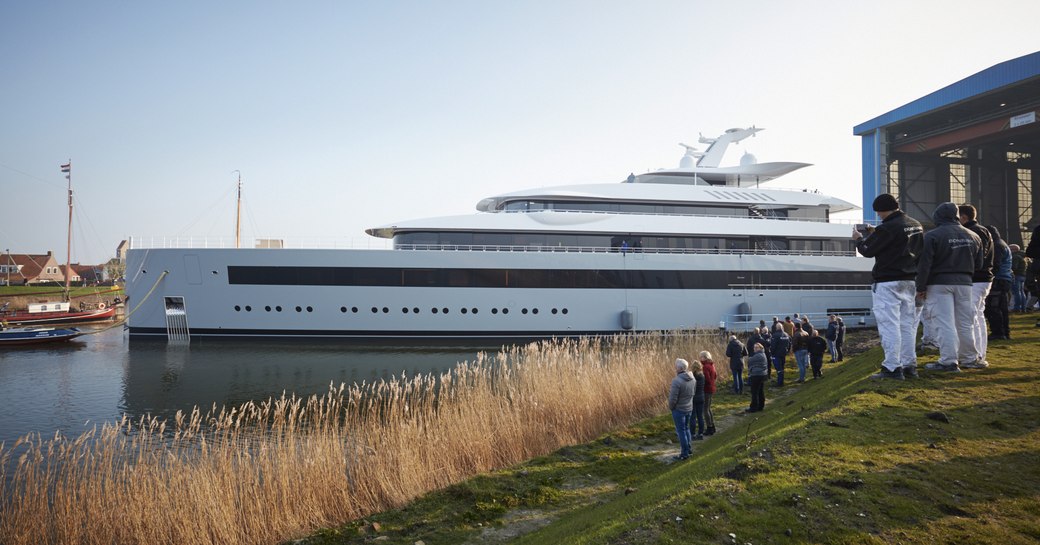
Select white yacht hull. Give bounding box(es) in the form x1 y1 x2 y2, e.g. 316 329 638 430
126 248 875 340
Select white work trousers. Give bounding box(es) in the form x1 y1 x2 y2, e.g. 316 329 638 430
924 284 978 366
970 281 991 362
872 280 917 371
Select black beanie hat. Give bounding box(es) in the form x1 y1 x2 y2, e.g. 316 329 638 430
872 193 899 212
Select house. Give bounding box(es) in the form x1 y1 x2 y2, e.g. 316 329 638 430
0 252 65 286
69 264 105 285
116 240 129 263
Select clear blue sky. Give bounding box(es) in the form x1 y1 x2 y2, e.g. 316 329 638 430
2 1 1038 264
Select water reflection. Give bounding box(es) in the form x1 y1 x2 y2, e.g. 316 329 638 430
120 339 491 423
0 326 492 445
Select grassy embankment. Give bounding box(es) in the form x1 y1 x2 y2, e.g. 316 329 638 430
302 315 1040 545
0 334 727 545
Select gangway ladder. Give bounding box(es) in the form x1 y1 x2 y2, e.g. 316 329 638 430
164 296 190 343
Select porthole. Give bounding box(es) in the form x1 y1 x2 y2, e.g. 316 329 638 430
442 307 449 314
413 307 419 314
265 306 271 312
142 270 147 274
306 306 313 312
562 308 568 315
432 307 439 314
245 305 252 312
340 306 347 313
502 308 509 315
211 270 219 275
402 307 409 314
492 308 498 314
372 307 378 313
295 306 302 312
382 307 389 314
276 306 282 312
461 308 468 314
552 308 558 314
522 308 528 315
234 305 241 312
472 308 478 314
532 308 539 315
352 307 359 313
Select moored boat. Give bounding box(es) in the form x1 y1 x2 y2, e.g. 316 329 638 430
0 325 83 346
0 301 116 326
126 127 876 341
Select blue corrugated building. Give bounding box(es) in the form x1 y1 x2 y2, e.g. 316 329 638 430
854 51 1040 246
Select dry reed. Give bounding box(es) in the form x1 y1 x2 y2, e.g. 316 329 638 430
0 332 727 545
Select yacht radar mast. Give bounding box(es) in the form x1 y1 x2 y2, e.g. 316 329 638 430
696 126 761 168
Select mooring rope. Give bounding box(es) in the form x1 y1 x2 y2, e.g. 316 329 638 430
80 270 169 336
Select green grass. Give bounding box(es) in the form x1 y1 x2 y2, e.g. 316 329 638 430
0 285 123 298
296 316 1040 545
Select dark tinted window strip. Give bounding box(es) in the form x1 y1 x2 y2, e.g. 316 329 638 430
228 266 873 289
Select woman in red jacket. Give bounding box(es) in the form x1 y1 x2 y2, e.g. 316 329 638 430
699 351 719 435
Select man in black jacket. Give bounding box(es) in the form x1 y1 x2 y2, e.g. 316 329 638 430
919 202 983 372
958 204 994 367
854 194 924 380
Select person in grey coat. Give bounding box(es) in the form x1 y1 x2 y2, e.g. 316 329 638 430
746 343 769 413
918 202 983 372
668 358 696 460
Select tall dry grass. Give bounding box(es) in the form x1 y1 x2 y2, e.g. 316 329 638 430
0 332 727 545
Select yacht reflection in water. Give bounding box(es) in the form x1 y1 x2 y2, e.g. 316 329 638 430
119 339 489 423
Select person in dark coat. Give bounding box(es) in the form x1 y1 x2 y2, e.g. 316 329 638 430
689 359 707 441
725 335 748 394
769 323 791 386
807 329 828 379
984 225 1012 340
835 317 846 361
825 314 839 362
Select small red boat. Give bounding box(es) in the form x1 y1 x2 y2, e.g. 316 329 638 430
0 301 116 326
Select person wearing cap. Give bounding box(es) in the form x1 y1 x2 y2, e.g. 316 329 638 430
853 193 924 380
957 204 994 368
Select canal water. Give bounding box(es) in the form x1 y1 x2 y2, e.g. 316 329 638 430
0 325 491 446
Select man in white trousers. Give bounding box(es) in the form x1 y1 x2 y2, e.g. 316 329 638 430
854 194 924 380
918 203 984 372
958 204 994 368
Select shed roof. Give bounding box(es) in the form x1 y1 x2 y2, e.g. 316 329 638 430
854 51 1040 135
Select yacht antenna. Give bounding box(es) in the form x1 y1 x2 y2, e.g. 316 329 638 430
61 160 72 300
233 170 242 249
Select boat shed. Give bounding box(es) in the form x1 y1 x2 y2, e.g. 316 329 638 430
854 50 1040 247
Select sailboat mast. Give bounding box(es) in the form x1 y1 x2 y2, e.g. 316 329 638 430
62 160 72 299
234 170 242 249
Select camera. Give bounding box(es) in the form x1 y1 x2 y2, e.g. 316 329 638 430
855 223 872 234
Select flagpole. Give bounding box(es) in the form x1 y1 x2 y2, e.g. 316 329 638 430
233 170 242 249
62 160 72 300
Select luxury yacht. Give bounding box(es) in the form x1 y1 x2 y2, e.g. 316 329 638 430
126 127 874 340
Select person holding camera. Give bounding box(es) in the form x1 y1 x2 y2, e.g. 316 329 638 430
853 194 924 380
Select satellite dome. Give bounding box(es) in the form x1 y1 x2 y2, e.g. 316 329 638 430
740 152 758 166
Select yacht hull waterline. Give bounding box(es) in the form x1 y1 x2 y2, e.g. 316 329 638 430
126 127 876 340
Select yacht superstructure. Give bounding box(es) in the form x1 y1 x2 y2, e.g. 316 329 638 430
126 128 874 340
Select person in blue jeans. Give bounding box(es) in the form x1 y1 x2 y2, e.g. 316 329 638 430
689 359 707 441
667 358 695 461
792 328 809 383
769 323 791 386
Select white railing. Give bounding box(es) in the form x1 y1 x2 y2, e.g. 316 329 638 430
394 244 859 257
128 236 393 251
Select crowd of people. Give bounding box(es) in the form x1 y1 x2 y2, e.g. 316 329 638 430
854 195 1039 377
666 195 1039 460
